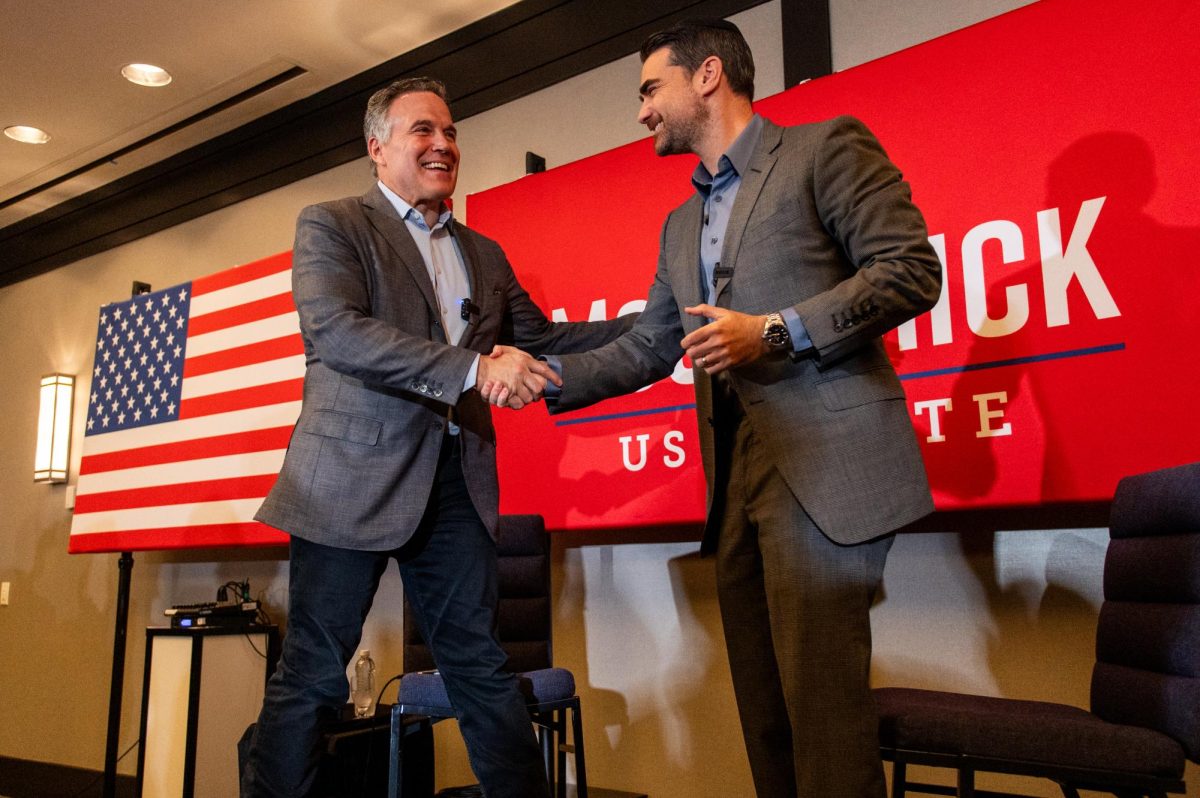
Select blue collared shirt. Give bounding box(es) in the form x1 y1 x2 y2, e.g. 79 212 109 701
691 115 811 353
545 117 815 401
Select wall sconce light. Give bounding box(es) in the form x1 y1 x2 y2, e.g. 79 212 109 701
35 374 74 483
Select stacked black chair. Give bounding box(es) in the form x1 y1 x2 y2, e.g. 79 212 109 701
388 514 587 798
877 461 1200 797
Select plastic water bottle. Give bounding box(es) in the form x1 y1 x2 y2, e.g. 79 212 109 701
352 649 376 718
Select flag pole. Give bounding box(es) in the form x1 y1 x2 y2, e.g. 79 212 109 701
102 550 133 798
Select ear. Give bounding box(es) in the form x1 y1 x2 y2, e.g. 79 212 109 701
693 55 724 97
367 136 385 167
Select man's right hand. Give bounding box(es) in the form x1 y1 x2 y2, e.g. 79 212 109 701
475 345 562 410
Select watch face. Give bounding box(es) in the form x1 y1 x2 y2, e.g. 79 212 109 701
764 316 790 348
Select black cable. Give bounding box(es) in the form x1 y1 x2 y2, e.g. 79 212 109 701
244 631 268 659
242 589 275 659
218 579 248 603
72 738 139 796
376 673 402 708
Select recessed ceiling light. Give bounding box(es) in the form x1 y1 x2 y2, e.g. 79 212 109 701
4 125 51 144
121 63 172 87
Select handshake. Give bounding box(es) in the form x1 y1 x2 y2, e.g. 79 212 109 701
475 345 562 410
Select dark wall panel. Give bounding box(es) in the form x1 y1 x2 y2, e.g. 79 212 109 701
0 0 828 287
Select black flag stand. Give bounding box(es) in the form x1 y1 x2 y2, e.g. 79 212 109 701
102 280 152 798
103 551 133 798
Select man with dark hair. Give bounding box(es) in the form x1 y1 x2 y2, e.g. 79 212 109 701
522 19 941 797
241 76 632 798
639 18 756 100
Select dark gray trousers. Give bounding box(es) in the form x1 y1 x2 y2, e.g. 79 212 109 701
714 409 893 798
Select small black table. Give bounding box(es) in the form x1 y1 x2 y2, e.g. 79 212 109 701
316 704 433 798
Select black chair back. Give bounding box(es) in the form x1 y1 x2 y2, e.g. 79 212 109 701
402 514 552 673
1093 461 1200 760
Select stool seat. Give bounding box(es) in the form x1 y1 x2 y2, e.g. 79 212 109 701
398 667 576 713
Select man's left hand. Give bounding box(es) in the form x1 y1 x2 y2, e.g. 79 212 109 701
681 305 769 375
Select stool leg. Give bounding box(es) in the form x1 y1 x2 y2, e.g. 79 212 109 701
389 710 402 798
571 700 587 798
958 766 974 798
890 761 906 798
539 715 554 794
555 709 567 798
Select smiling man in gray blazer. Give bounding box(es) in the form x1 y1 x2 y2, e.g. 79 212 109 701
528 20 941 797
241 77 632 798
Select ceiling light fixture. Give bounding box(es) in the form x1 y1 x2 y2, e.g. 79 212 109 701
121 63 173 87
4 125 51 144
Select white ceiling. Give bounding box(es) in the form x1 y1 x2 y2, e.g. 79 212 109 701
0 0 519 228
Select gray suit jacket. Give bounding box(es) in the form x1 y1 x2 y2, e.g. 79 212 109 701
257 184 633 550
548 116 942 547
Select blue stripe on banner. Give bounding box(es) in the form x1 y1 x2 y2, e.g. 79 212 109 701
554 402 698 427
553 343 1126 426
897 342 1125 381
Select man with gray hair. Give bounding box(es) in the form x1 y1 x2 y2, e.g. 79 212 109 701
241 77 631 798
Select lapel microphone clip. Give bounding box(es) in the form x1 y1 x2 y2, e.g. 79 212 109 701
459 299 481 323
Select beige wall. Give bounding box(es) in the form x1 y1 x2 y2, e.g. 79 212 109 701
5 1 1192 795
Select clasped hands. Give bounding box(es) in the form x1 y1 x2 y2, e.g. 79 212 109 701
476 345 560 410
478 305 771 409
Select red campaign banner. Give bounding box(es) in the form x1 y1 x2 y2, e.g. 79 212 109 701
472 0 1200 530
67 0 1199 552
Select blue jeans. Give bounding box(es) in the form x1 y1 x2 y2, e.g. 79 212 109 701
242 442 548 798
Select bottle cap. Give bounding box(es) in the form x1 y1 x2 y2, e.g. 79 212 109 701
359 649 370 657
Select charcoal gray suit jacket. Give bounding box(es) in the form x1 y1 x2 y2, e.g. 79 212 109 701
257 184 633 550
548 116 942 549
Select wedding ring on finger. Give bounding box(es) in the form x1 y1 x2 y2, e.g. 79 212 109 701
699 355 707 367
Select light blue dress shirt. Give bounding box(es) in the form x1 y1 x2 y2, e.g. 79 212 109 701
378 181 478 428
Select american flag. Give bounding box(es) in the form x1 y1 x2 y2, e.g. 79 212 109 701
69 252 303 552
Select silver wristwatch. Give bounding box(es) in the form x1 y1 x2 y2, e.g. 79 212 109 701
762 312 791 350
